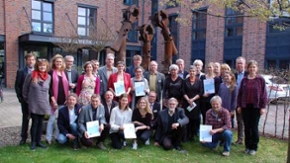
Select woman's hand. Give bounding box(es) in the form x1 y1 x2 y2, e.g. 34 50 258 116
260 108 266 115
237 107 242 114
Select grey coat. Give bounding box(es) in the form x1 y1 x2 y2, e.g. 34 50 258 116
98 66 118 97
78 104 107 138
22 73 51 115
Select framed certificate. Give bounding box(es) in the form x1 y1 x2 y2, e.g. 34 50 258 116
86 120 100 138
203 79 215 94
123 123 137 139
200 125 212 142
135 81 146 97
114 81 126 96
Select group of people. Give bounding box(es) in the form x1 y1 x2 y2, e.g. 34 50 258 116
15 52 267 157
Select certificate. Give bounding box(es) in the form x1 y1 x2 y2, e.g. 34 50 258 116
86 120 100 138
186 102 197 112
203 79 215 94
135 81 146 97
114 81 126 96
200 125 212 142
123 123 137 139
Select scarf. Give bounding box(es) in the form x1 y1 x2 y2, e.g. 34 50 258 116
51 70 69 113
31 70 48 81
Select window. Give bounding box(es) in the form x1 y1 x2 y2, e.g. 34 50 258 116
31 0 53 33
166 0 179 8
225 8 243 37
168 15 179 48
192 10 207 40
77 7 97 36
123 0 138 5
128 21 138 42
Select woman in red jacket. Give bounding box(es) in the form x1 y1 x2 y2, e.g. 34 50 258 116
108 61 132 103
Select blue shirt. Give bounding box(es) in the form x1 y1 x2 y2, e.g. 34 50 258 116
236 71 245 88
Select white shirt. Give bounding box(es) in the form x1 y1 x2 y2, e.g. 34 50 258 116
109 106 132 133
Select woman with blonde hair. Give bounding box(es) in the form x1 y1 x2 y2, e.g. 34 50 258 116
132 97 153 149
22 59 51 150
46 54 69 145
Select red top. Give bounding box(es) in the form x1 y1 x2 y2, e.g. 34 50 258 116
108 72 132 102
246 79 254 104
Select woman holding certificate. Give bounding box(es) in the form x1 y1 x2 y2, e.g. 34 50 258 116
76 61 100 106
237 60 267 155
200 62 222 124
132 97 153 149
108 61 132 103
110 94 133 149
130 66 149 109
182 66 203 141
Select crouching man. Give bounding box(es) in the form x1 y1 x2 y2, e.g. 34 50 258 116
78 94 109 150
57 93 81 150
201 96 232 156
154 98 189 151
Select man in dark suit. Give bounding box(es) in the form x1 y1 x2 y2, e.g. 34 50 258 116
126 54 142 77
78 94 109 150
15 52 36 145
57 93 81 150
234 56 247 145
148 91 161 129
98 53 118 100
144 61 165 103
102 90 118 123
176 59 189 79
154 98 189 151
64 55 79 93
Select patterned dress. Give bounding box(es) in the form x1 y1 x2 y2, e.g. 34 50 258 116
78 76 96 106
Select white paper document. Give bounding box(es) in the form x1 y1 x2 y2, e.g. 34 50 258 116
135 81 146 97
86 120 100 138
114 81 126 96
200 125 212 142
186 102 197 112
203 79 215 94
123 123 137 139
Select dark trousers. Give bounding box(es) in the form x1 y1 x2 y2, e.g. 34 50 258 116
21 101 30 140
201 101 211 124
110 131 126 149
242 104 261 151
162 126 185 150
136 129 152 142
30 113 44 143
81 125 110 147
186 119 199 141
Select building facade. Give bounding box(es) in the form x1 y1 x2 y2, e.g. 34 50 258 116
0 0 289 88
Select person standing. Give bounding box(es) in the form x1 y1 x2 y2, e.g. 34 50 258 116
15 52 36 145
237 60 267 155
176 58 188 79
91 60 100 77
234 56 248 144
126 54 142 77
22 59 51 150
64 55 79 93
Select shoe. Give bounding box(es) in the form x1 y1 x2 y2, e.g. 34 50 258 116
145 139 150 145
46 140 52 145
19 139 26 146
244 148 250 154
73 144 79 150
132 142 138 150
30 142 36 151
175 146 182 151
235 140 243 145
222 151 230 156
123 141 127 147
36 142 47 149
97 142 107 150
249 150 256 156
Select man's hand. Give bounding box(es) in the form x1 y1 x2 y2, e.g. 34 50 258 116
66 133 76 140
209 129 217 135
172 123 179 130
119 126 124 131
69 83 76 89
260 108 266 115
99 124 104 132
84 131 89 139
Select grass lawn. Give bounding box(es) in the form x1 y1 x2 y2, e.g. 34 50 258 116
0 135 287 163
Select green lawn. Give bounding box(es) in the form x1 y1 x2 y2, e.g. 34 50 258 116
0 135 287 163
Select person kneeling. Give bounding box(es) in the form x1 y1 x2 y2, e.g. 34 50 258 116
57 93 81 150
78 94 109 150
201 96 232 156
154 98 189 151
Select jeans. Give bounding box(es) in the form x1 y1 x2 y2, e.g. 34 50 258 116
46 105 63 141
58 122 78 145
202 129 232 152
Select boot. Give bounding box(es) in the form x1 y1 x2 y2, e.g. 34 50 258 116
30 142 36 151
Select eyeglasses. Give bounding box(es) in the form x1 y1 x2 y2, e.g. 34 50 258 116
38 58 47 61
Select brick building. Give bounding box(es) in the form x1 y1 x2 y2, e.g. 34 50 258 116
0 0 289 88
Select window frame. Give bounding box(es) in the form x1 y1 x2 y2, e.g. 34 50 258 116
224 8 244 37
77 6 98 37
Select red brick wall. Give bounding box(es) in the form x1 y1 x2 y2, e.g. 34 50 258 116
0 0 4 35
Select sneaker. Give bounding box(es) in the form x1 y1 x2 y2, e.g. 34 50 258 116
123 141 127 147
175 146 182 151
97 142 107 150
132 142 138 150
222 151 230 156
145 139 150 145
249 150 256 156
244 148 250 154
